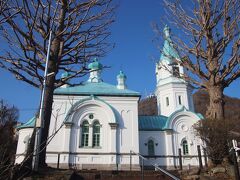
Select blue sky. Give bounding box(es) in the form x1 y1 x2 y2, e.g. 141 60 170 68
0 0 239 122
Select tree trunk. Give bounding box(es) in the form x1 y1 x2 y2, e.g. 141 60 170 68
38 68 56 167
38 1 67 167
206 85 225 120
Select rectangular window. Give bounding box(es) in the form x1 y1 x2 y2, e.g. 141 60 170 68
93 134 100 147
81 134 89 147
178 96 182 105
183 144 189 155
166 97 169 106
93 122 100 147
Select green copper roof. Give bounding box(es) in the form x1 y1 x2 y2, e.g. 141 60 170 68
54 81 140 96
117 71 127 79
139 115 169 131
88 58 103 70
17 116 36 130
160 25 180 63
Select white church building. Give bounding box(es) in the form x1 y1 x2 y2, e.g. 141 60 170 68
15 26 204 170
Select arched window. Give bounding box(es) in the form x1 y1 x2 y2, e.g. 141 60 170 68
182 140 189 155
81 120 89 147
92 121 100 147
148 139 155 156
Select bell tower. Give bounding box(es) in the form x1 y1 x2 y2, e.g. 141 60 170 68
155 25 194 117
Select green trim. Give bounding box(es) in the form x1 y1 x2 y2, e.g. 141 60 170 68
17 116 36 130
64 96 117 124
54 81 140 97
165 106 204 129
54 92 141 97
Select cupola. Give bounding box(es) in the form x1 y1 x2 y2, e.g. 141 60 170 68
88 58 103 83
117 71 127 89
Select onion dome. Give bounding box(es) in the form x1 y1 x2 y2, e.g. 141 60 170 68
88 58 103 70
117 71 127 79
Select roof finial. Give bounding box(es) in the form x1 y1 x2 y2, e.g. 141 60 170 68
163 25 171 39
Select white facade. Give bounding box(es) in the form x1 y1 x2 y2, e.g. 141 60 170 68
139 107 204 168
45 95 140 170
15 26 204 170
15 128 34 164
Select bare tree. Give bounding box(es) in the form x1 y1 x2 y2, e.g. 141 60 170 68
0 99 18 128
0 0 8 23
0 0 115 167
0 100 18 179
155 0 240 120
0 0 20 24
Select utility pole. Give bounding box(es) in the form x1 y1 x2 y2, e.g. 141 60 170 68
32 31 52 171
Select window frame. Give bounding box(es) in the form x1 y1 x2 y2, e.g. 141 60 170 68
182 140 189 155
92 120 101 147
80 120 90 147
148 139 155 156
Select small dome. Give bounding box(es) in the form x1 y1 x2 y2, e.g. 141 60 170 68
61 71 70 79
117 71 127 79
88 58 103 70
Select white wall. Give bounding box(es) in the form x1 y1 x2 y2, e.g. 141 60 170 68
156 83 194 117
45 95 140 169
155 59 194 117
139 131 168 166
15 128 34 164
138 111 205 168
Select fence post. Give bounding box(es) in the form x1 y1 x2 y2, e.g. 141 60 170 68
203 148 208 168
231 148 240 180
130 150 132 172
197 145 203 170
178 148 182 170
141 157 144 180
57 153 60 169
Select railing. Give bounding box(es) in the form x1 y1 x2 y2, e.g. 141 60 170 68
130 150 180 180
